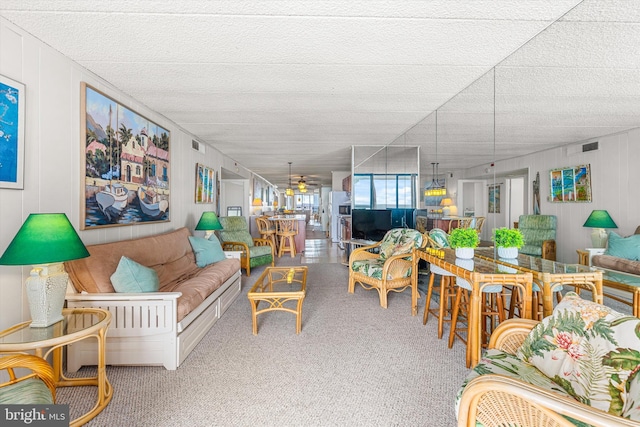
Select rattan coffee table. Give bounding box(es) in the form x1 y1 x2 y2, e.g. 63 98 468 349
248 266 307 334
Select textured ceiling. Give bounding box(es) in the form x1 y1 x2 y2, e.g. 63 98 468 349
1 0 638 189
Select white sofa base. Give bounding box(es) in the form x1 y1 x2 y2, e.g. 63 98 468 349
66 269 241 371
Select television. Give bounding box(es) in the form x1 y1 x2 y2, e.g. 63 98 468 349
351 209 419 241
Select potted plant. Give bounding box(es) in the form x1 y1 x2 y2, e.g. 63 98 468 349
449 228 480 259
493 227 525 258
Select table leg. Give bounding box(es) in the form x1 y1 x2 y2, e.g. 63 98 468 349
468 283 481 368
542 279 553 318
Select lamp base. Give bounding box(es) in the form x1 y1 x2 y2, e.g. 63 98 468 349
203 231 215 239
590 228 608 248
26 263 67 327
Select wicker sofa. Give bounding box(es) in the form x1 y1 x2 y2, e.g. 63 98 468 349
590 228 640 275
64 227 241 370
456 292 640 426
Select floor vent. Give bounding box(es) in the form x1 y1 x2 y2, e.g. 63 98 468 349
582 141 598 152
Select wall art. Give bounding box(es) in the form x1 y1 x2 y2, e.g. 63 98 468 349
81 83 170 229
195 163 215 204
0 74 25 189
550 164 591 203
488 184 501 214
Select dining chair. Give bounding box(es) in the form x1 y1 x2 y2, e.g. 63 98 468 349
256 216 277 251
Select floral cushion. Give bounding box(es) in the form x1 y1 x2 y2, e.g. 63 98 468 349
455 349 572 422
378 228 423 260
428 228 449 248
517 292 640 419
351 258 411 280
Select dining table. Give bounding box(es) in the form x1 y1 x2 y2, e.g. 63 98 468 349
474 248 603 317
413 247 533 368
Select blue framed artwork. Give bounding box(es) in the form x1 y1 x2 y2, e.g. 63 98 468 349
0 75 25 189
550 164 591 203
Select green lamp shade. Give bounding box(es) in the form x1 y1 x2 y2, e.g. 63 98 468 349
583 210 618 229
0 213 90 265
195 212 223 231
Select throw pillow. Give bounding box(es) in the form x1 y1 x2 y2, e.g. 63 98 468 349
605 231 640 261
517 292 640 416
189 235 226 267
110 256 160 293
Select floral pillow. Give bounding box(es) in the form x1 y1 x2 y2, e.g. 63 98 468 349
517 292 640 419
378 228 423 260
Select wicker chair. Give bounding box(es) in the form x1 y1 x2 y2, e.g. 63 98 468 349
0 354 56 404
457 296 640 427
348 228 426 313
255 216 277 251
218 216 274 276
518 214 557 261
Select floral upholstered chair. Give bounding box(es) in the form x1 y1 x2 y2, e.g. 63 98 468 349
218 216 274 276
456 292 640 427
348 228 426 313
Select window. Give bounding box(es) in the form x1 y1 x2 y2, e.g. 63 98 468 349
354 174 416 209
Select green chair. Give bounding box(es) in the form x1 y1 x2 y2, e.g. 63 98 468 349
0 354 56 404
218 216 274 276
518 215 557 260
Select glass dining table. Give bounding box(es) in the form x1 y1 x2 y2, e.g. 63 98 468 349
474 248 603 317
413 248 533 368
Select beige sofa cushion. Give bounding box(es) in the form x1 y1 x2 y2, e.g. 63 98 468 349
65 227 240 322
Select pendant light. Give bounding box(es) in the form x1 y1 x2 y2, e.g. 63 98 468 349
425 110 446 197
285 162 294 196
297 176 307 192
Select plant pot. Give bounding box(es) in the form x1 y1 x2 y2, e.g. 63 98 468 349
455 247 474 259
497 247 518 259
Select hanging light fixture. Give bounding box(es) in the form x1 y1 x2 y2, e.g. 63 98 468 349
285 162 294 196
297 176 307 192
424 110 446 197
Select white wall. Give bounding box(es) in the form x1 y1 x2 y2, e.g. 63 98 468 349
462 129 640 263
0 17 249 330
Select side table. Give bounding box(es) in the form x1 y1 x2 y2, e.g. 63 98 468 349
0 308 112 427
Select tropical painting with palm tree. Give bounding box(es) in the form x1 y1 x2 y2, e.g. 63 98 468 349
81 83 170 229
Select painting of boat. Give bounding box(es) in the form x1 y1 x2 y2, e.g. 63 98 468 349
96 183 129 221
137 186 169 219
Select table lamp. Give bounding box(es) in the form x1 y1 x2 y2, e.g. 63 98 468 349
0 213 90 327
195 211 223 239
583 210 617 248
440 197 454 216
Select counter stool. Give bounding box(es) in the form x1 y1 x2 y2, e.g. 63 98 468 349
276 218 298 257
423 264 457 339
256 216 278 251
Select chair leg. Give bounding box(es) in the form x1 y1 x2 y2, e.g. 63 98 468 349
423 273 437 325
438 277 456 339
449 286 469 349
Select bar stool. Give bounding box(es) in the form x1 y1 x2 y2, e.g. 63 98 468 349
276 218 297 257
448 260 506 364
256 216 277 251
423 264 457 339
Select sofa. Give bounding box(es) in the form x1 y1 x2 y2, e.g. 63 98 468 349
64 227 241 370
456 292 640 427
591 228 640 275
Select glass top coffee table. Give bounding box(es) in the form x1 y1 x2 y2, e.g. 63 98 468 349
248 266 308 334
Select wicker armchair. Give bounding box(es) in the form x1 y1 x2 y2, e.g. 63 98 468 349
218 216 274 276
457 295 640 427
0 354 56 404
518 214 557 261
348 228 426 314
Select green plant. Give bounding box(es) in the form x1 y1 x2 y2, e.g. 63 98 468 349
492 227 525 248
449 227 480 249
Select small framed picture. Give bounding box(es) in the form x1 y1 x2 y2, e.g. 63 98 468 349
0 74 25 190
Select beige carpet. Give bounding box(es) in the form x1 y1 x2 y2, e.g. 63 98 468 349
58 259 471 426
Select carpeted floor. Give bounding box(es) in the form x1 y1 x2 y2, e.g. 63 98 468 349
58 258 470 426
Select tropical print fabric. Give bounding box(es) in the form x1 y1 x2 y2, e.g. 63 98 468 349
455 349 572 419
351 258 411 280
378 228 423 260
517 292 640 420
429 228 450 248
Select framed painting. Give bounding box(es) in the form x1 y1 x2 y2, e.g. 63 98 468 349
0 75 25 189
80 83 171 229
488 184 501 213
195 163 215 204
550 164 591 203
